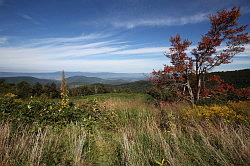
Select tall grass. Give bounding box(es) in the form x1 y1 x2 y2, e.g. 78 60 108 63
0 94 249 165
0 123 87 166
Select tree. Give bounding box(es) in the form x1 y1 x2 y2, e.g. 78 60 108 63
16 81 32 98
32 82 43 97
60 70 69 107
151 7 249 104
50 82 60 98
44 83 59 98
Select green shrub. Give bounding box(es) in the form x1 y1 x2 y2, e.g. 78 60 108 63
0 96 105 131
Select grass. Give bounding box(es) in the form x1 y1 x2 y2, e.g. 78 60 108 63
72 92 153 102
0 93 249 166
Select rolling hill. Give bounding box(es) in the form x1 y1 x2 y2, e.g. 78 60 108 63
0 71 148 81
0 76 128 86
0 69 249 89
66 76 128 86
0 76 59 85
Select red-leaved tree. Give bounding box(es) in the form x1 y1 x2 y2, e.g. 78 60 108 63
151 7 249 104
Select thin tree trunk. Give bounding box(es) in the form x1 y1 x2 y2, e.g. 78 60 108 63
186 80 194 105
196 76 201 101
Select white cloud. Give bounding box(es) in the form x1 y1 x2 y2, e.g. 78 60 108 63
0 55 166 73
19 14 41 25
0 33 170 72
114 47 168 55
112 12 209 29
241 44 250 55
0 37 7 45
1 33 249 73
214 44 250 57
21 14 33 20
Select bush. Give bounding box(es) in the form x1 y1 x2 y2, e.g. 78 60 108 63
147 86 179 102
186 102 249 124
0 95 105 130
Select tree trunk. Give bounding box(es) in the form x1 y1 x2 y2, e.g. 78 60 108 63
196 76 201 101
186 80 194 105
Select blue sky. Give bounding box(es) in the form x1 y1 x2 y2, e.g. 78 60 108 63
0 0 249 73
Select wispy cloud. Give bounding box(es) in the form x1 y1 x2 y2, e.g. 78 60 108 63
0 33 169 72
110 5 250 29
0 37 7 45
114 47 168 55
240 44 250 56
112 12 209 29
0 33 249 72
27 33 114 47
19 14 41 25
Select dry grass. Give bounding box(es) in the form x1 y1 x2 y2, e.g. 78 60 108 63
0 95 249 165
0 123 87 166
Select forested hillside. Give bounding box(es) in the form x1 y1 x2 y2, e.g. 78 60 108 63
210 69 250 88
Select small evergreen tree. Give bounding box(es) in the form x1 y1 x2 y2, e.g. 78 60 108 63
32 82 43 97
60 70 69 107
16 81 32 98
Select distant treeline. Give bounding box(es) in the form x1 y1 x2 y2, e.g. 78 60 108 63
0 79 152 99
0 80 60 99
208 69 250 88
0 69 249 99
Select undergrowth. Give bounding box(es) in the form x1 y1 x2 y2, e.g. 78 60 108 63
0 93 249 166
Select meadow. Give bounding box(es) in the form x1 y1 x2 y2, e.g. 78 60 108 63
1 2 250 166
0 93 249 166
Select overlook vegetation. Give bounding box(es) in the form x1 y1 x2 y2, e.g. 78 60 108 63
0 69 249 166
0 93 249 165
0 7 250 166
1 69 250 99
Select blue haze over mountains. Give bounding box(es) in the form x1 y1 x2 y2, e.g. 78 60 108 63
0 71 149 83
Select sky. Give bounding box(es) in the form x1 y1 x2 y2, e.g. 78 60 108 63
0 0 250 73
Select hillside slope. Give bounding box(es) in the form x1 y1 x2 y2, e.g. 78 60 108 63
67 76 127 86
0 76 59 85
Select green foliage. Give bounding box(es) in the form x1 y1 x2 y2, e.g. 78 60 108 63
147 86 179 102
44 82 60 98
0 93 249 165
70 83 112 96
0 96 105 131
16 81 32 98
0 80 60 99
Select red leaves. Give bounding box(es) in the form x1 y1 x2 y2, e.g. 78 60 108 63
167 34 193 74
163 66 174 73
209 7 240 27
150 7 249 102
209 75 222 82
203 74 249 100
170 35 192 53
218 53 231 64
151 34 193 88
195 7 249 71
235 88 250 99
204 75 237 98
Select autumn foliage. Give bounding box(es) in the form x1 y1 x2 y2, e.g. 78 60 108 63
202 75 250 101
151 7 250 104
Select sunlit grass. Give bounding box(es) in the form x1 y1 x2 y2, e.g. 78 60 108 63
0 93 249 166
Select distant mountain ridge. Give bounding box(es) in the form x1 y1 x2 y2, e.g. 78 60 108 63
0 71 148 81
0 69 249 88
0 76 59 85
0 76 129 86
66 76 128 86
